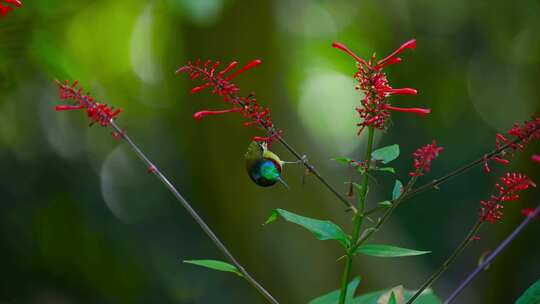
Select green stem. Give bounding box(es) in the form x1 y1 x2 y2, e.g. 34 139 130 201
406 219 483 304
353 175 418 251
338 127 375 304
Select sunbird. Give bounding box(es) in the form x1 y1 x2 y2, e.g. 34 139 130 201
245 141 289 188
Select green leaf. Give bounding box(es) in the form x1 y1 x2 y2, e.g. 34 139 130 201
309 277 361 304
371 145 400 164
388 292 397 304
265 209 350 248
354 244 431 258
353 286 441 304
184 259 242 276
374 167 395 174
333 157 352 165
392 180 403 200
378 201 392 207
516 278 540 304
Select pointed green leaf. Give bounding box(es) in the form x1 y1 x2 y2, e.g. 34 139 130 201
355 244 431 258
333 157 352 165
184 259 242 276
516 278 540 304
371 145 400 164
265 209 350 248
353 286 441 304
374 167 395 174
378 201 392 207
309 277 361 304
392 180 403 200
388 292 397 304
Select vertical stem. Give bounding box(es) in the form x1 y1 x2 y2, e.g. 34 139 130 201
109 121 279 304
338 127 375 304
445 204 540 304
406 219 483 304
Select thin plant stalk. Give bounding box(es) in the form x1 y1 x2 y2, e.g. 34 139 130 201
338 127 375 304
406 219 483 304
108 120 279 304
444 204 540 304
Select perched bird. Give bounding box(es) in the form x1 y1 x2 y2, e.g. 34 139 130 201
245 141 288 187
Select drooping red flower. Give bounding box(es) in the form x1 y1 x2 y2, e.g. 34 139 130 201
531 154 540 165
54 80 122 128
0 0 21 16
483 117 540 173
409 140 444 177
332 39 431 135
177 59 281 145
479 172 536 224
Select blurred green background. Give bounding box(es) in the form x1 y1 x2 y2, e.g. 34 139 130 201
1 0 539 303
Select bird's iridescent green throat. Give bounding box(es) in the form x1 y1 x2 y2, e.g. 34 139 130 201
245 141 284 187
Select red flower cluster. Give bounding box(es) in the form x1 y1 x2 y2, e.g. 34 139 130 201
0 0 21 16
332 39 431 135
479 172 536 224
484 117 540 173
409 140 444 177
177 59 281 144
55 80 122 127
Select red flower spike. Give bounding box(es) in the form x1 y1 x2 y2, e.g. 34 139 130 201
54 80 122 128
333 39 430 135
177 59 281 145
0 0 21 17
479 172 536 224
409 140 444 177
484 117 540 171
531 154 540 164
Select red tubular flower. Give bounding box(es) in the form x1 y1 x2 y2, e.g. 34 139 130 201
531 154 540 164
409 140 444 177
480 172 536 224
0 0 21 16
54 80 122 128
177 59 281 145
333 39 430 135
484 117 540 172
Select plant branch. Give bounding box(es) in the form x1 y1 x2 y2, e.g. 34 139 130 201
108 120 279 304
339 127 375 304
444 204 540 304
406 219 483 304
